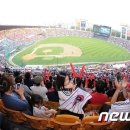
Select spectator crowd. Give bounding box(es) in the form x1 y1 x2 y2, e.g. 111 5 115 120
0 27 130 129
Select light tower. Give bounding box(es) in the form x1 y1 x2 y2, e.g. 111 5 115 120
120 24 128 39
80 19 87 30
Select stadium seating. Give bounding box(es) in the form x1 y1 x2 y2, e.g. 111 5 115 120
0 99 4 113
82 116 111 130
84 104 103 113
1 27 130 67
51 119 81 130
50 114 81 130
2 106 26 123
23 113 52 130
52 114 81 123
1 27 130 130
109 121 130 130
42 101 59 110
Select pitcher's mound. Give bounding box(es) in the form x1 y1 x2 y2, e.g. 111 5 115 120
22 54 36 61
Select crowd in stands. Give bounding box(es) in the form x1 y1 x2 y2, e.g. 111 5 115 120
109 36 130 51
0 27 130 69
0 28 46 44
0 62 130 129
0 58 130 129
45 28 93 37
0 28 93 68
0 27 130 129
0 28 46 67
0 55 9 68
0 65 129 127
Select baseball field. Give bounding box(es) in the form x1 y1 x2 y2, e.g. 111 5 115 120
9 36 130 66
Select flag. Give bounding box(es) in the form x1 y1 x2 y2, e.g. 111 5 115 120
43 68 46 78
70 63 77 78
70 63 85 78
47 71 52 80
59 88 92 115
79 64 85 78
43 69 52 81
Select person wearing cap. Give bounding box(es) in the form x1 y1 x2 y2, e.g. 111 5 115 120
30 76 48 101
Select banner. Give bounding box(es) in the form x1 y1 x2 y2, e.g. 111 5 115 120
79 64 85 78
59 88 92 114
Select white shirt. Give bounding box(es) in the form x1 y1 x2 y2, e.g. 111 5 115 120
30 85 48 101
58 90 72 105
33 106 52 118
109 99 130 113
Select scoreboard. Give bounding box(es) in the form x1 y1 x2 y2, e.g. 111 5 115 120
93 25 111 37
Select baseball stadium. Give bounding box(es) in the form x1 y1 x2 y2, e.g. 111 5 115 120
0 27 130 68
1 0 130 130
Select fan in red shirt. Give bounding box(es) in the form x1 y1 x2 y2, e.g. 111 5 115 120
89 80 108 104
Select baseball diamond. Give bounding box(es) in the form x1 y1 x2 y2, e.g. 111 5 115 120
9 36 130 66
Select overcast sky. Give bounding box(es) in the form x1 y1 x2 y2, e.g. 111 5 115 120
0 0 129 30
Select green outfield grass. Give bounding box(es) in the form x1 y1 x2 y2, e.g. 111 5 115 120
11 36 130 66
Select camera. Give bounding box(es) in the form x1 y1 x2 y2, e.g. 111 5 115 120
16 83 21 89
